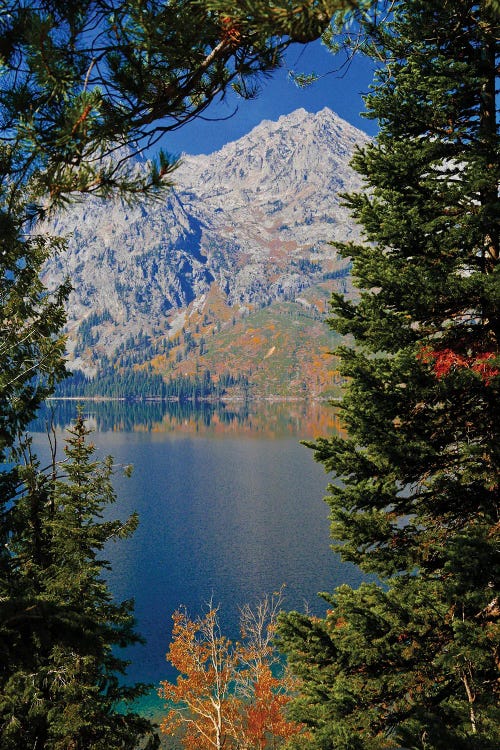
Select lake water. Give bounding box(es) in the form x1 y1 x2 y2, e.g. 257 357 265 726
30 400 362 719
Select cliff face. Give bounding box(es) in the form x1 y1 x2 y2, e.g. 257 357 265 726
41 107 368 395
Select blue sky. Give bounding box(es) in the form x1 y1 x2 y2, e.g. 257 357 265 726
162 40 378 156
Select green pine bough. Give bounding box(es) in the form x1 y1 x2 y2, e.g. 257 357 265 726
0 2 359 747
279 1 500 748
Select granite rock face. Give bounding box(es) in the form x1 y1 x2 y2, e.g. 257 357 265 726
41 107 368 374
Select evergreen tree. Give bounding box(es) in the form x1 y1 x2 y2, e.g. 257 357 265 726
0 216 69 510
1 416 158 749
0 2 362 744
0 0 353 450
279 1 500 748
0 0 363 492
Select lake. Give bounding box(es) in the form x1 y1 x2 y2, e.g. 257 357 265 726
30 400 362 719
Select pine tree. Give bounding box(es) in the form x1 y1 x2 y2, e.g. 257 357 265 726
279 1 500 748
1 416 158 749
0 0 361 507
0 218 69 516
0 3 355 744
0 0 357 458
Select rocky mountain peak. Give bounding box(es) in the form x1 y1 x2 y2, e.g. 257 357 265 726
178 107 365 199
41 108 368 384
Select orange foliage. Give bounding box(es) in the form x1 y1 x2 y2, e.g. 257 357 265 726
150 354 167 370
160 607 240 750
159 594 304 750
245 664 302 749
220 15 242 48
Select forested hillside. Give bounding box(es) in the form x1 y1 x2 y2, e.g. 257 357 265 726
0 1 349 748
279 2 500 748
42 107 365 398
1 1 498 749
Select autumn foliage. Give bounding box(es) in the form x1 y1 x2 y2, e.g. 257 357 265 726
244 664 299 749
418 346 500 385
159 591 304 750
220 16 242 47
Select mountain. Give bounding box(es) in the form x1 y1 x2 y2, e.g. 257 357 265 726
41 107 368 398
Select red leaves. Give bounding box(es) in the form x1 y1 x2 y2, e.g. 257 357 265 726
220 16 242 48
470 353 500 383
418 346 499 385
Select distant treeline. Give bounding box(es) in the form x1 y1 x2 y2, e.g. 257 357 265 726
55 367 250 401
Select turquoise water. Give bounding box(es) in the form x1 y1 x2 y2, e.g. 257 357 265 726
30 402 362 720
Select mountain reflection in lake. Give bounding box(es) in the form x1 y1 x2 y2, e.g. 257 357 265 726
34 398 345 439
30 400 359 718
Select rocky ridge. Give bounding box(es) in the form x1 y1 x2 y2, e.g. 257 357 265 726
41 107 368 393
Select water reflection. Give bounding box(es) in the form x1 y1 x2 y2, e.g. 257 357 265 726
33 398 345 439
28 399 354 721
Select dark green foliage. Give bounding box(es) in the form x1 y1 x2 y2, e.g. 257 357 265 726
54 367 249 400
74 310 114 357
0 0 354 214
0 212 70 629
279 1 499 748
1 416 159 749
0 1 291 208
0 223 69 460
0 3 348 744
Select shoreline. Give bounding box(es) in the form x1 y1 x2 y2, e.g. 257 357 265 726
47 395 338 404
